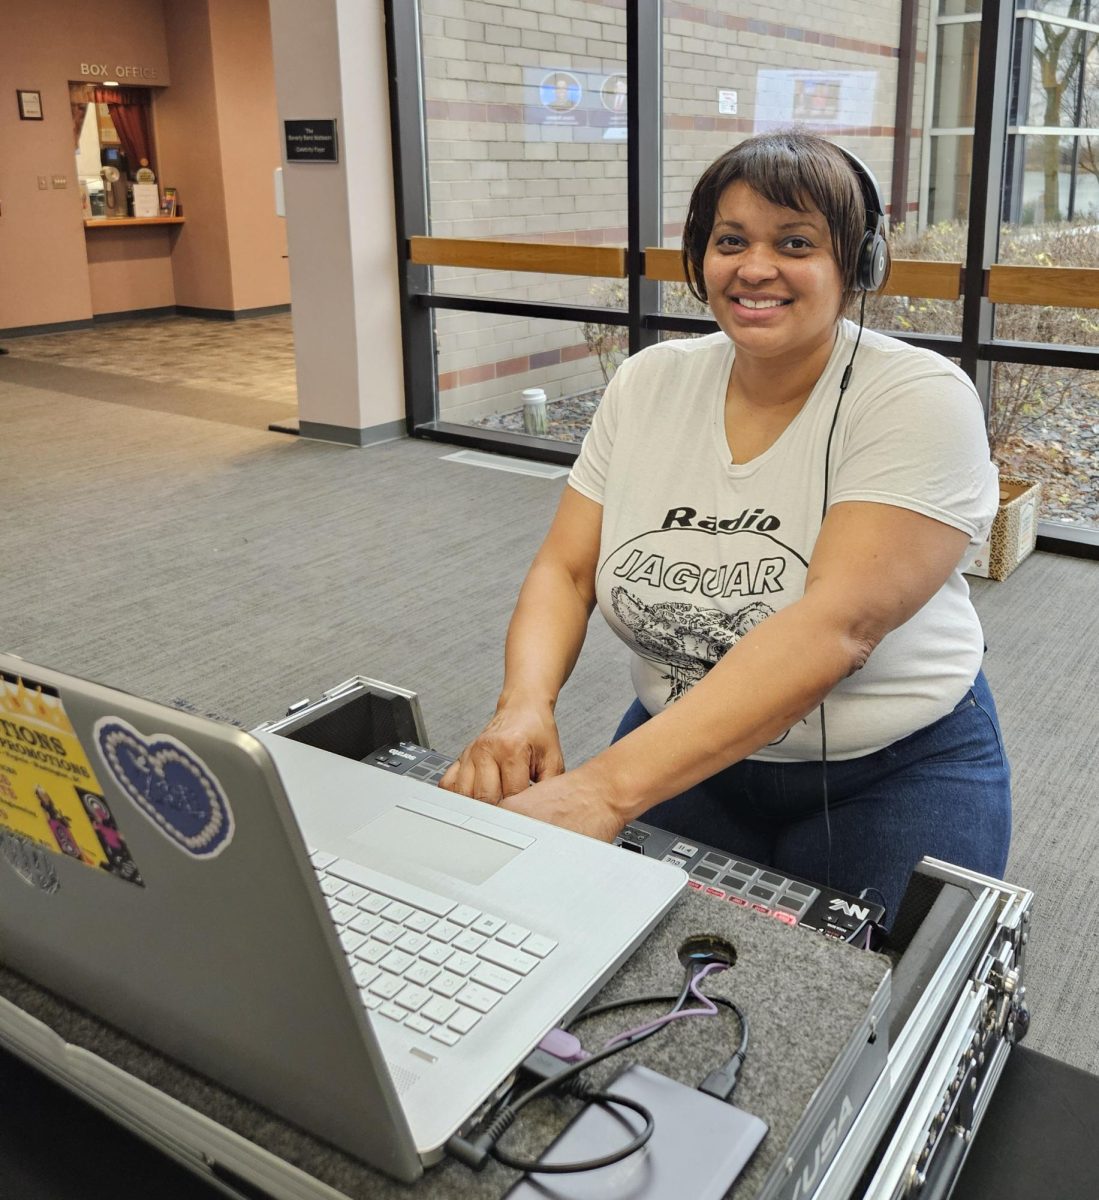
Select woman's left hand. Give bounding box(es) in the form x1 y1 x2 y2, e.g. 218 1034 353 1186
491 763 627 843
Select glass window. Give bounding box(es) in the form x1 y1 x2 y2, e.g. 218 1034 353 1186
435 309 624 445
932 20 981 128
927 133 974 224
418 0 628 433
991 211 1099 535
398 1 1099 548
660 0 901 314
1022 19 1094 129
1024 0 1089 18
990 361 1098 532
421 1 627 276
72 83 160 218
1011 133 1099 222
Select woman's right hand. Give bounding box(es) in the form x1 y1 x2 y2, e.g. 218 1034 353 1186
438 702 565 804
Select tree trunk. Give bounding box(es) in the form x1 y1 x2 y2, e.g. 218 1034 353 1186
1041 79 1065 221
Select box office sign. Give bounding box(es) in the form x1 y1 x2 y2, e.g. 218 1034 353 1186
284 119 339 163
79 63 162 80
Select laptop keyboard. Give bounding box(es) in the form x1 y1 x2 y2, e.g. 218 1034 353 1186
310 850 557 1047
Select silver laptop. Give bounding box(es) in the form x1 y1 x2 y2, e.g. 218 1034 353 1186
0 654 685 1182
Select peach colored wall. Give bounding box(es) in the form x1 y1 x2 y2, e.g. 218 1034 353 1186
0 0 168 330
0 0 287 332
155 0 235 311
0 0 169 328
156 0 288 313
209 0 289 310
84 226 177 315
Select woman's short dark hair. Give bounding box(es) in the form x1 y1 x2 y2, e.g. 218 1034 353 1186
680 129 890 314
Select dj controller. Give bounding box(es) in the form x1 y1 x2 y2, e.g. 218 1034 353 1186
363 741 884 944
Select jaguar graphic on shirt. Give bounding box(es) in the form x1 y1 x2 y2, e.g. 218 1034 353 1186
611 588 773 702
597 508 811 740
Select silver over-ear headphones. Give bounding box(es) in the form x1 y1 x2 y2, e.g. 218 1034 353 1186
835 148 888 293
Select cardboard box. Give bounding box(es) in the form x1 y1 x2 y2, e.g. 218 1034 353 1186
965 477 1041 580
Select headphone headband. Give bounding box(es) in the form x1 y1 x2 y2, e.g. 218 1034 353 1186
834 147 888 293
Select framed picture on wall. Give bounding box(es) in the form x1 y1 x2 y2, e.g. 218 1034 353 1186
17 90 43 120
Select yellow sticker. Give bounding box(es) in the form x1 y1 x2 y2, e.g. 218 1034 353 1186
0 671 143 886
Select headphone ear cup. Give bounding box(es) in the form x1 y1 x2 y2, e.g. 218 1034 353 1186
856 226 888 292
870 228 888 291
854 230 874 292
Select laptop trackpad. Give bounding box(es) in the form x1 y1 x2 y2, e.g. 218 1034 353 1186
347 806 524 887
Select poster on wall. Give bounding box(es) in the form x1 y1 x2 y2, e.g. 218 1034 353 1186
522 67 628 141
753 69 878 131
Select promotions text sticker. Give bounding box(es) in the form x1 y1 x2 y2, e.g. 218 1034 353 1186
0 672 144 886
94 718 235 858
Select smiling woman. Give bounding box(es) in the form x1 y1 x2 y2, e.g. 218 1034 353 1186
441 130 1011 929
682 135 888 315
703 183 844 460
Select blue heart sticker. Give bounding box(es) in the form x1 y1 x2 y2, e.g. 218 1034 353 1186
94 718 235 858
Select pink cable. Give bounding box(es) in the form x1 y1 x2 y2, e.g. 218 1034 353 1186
601 961 726 1050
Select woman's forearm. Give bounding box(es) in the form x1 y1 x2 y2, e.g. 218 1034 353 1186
496 557 597 713
586 595 870 821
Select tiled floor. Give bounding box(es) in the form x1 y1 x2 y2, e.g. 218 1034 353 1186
6 313 299 407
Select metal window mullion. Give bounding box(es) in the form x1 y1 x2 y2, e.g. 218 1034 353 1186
1068 14 1090 219
891 0 920 224
1010 125 1099 135
1016 9 1099 36
627 0 662 356
918 9 940 232
959 0 1014 408
1003 12 1033 223
415 292 630 326
385 0 436 431
936 13 983 26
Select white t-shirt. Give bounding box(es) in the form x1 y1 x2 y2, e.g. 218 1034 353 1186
568 321 999 762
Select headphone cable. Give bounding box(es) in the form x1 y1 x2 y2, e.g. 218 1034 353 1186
818 288 869 888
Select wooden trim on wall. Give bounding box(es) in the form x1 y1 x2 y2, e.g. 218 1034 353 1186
642 249 962 300
408 236 626 277
880 260 962 300
409 239 1099 309
987 265 1099 309
642 247 687 282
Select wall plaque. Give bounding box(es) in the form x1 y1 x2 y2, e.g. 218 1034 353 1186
284 120 338 164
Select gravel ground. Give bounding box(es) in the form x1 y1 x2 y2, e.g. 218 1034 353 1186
473 390 602 444
475 388 1099 528
996 398 1099 526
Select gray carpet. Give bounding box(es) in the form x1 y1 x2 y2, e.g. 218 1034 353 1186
1 352 1097 1076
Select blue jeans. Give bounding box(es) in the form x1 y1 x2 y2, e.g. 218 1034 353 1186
612 670 1011 926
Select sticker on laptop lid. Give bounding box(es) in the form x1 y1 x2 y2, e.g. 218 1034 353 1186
0 671 144 887
94 717 235 858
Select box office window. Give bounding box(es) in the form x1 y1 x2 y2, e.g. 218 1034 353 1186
72 84 159 216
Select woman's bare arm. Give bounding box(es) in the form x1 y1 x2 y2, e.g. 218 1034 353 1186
439 485 603 801
495 500 971 839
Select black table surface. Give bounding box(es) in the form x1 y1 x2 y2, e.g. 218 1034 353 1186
2 1043 1096 1200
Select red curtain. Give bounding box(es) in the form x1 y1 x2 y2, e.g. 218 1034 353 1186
92 87 152 175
